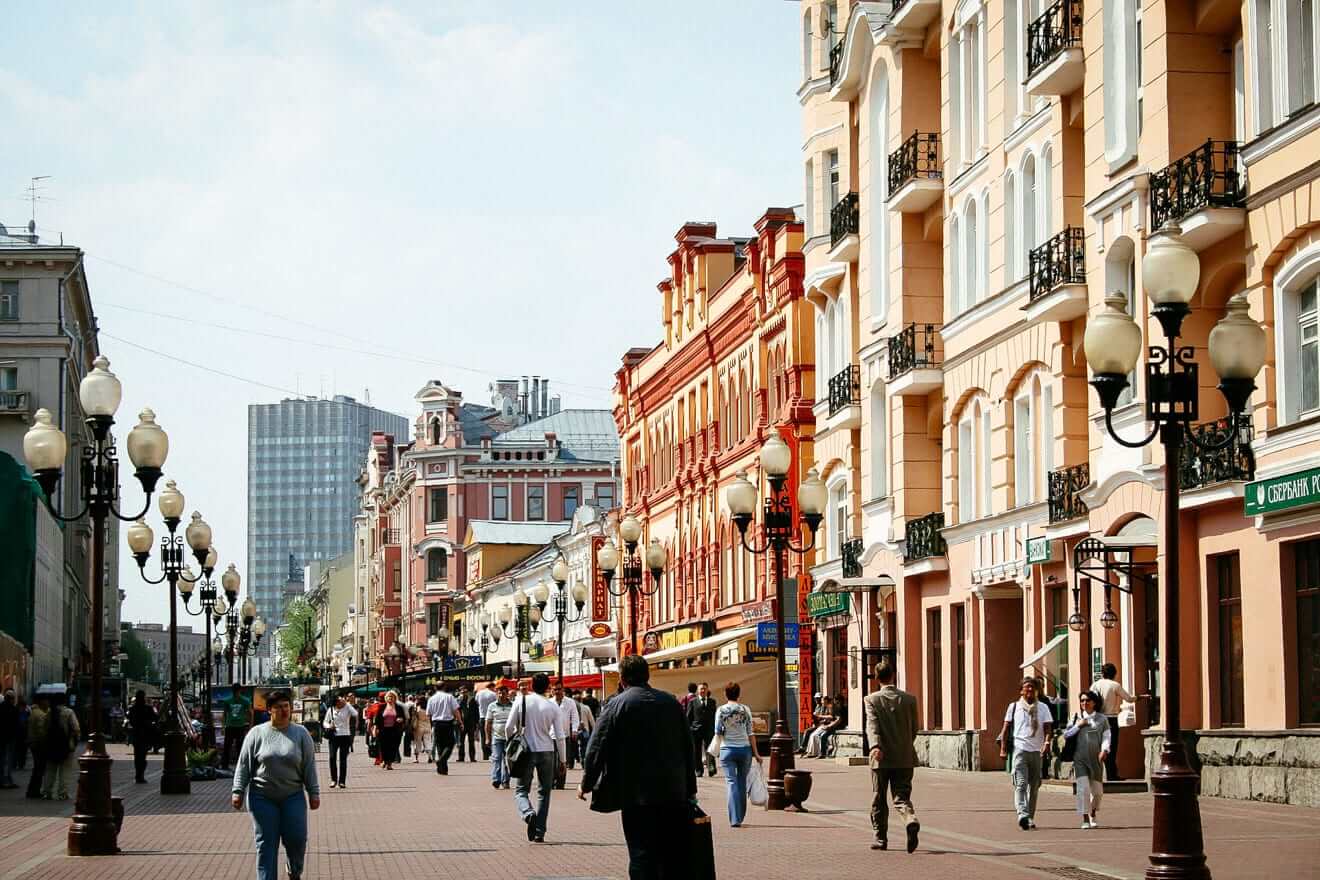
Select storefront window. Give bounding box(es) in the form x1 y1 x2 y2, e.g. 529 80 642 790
1215 552 1244 727
927 608 943 729
1293 539 1320 726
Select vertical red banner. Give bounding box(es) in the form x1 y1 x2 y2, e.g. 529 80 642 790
590 534 609 621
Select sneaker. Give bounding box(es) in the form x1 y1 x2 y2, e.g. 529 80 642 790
870 837 887 851
1028 820 1037 830
1081 817 1092 829
524 814 537 842
328 782 337 789
1018 816 1030 831
1089 816 1100 828
906 822 920 853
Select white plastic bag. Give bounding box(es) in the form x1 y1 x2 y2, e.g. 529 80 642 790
746 760 768 806
707 734 723 758
1118 700 1137 728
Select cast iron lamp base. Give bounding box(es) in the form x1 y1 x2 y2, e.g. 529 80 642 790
1146 739 1210 880
160 729 191 795
764 723 796 811
67 744 119 856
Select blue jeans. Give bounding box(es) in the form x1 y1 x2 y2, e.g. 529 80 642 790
514 750 556 834
490 738 509 786
720 745 752 826
248 789 308 880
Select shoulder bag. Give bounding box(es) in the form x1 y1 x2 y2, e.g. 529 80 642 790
504 697 531 778
1058 713 1079 762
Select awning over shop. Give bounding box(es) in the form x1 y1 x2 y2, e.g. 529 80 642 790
1020 632 1068 670
604 625 758 671
1020 632 1069 690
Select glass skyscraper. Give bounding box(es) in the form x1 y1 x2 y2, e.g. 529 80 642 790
247 395 408 650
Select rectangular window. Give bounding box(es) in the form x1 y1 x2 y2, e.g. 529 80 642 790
980 409 992 517
804 159 815 238
1215 552 1245 727
492 485 509 520
0 366 16 391
953 604 966 729
427 488 447 523
527 485 545 521
562 486 579 520
0 281 17 321
1302 284 1320 415
427 604 440 637
1293 538 1320 725
927 608 943 729
595 482 615 511
826 149 840 211
835 490 848 558
1048 585 1067 634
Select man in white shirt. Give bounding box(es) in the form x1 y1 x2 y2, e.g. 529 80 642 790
552 683 582 780
505 673 562 843
426 683 462 775
485 685 515 789
1092 663 1136 780
998 677 1055 830
476 680 498 760
321 694 358 789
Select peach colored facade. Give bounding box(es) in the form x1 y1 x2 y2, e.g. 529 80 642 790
797 0 1320 803
613 210 820 728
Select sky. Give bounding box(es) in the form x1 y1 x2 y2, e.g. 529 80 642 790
1 3 804 629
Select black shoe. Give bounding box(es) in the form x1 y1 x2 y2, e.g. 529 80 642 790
436 766 443 775
525 814 536 842
492 781 500 789
533 832 545 843
1018 816 1030 831
871 838 887 851
906 822 920 853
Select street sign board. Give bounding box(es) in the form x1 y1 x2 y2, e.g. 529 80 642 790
1026 536 1052 565
756 622 799 649
1245 465 1320 516
806 591 849 618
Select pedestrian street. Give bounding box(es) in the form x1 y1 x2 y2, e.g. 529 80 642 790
0 743 1313 880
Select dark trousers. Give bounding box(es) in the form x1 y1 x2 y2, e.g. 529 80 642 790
621 803 689 880
691 730 714 775
223 727 245 767
458 724 477 761
481 725 492 760
1105 717 1122 780
133 739 150 782
328 736 351 785
432 720 455 770
871 766 917 841
565 733 578 769
402 726 411 757
25 747 45 798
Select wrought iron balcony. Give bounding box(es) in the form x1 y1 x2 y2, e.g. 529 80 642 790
1029 227 1086 303
1027 0 1083 79
887 324 940 382
903 512 946 562
383 529 401 544
888 131 941 194
1179 418 1255 491
888 0 912 20
1149 140 1244 233
842 537 865 579
828 364 861 416
0 390 30 414
829 40 846 86
830 192 860 250
1047 463 1089 524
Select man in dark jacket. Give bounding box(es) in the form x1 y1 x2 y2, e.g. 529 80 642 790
579 655 696 880
684 682 717 778
457 686 480 762
127 690 158 784
864 661 920 853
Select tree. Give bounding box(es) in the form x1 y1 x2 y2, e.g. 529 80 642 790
277 597 318 674
120 629 159 682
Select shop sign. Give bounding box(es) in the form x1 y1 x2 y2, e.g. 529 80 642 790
806 591 849 618
659 624 704 651
741 600 776 624
1026 536 1052 565
591 535 610 621
587 622 612 638
642 632 661 654
1245 466 1320 516
541 639 557 658
756 622 799 649
784 647 800 674
442 655 482 671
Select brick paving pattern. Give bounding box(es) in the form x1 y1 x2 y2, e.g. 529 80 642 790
0 744 1313 879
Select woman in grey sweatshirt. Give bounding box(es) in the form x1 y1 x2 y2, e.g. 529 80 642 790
231 690 320 880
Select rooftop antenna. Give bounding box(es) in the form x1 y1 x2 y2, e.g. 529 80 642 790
24 176 53 229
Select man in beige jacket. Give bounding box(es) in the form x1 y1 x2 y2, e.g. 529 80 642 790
864 662 920 853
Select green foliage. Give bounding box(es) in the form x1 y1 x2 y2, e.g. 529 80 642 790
120 629 159 682
277 597 317 671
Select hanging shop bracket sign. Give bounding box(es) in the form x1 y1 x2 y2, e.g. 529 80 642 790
806 591 849 618
1026 536 1052 565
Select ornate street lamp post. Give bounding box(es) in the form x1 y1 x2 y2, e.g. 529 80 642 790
428 629 451 672
533 557 588 682
1077 224 1265 880
596 515 667 656
233 598 264 685
126 498 213 795
725 433 826 812
466 614 492 665
497 591 534 679
22 357 168 855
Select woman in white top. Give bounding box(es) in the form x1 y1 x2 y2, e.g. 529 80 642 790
713 681 762 828
1064 691 1111 829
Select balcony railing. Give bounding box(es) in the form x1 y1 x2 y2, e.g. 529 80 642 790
1149 140 1244 232
903 513 946 562
888 0 912 20
887 131 941 194
828 364 861 416
829 39 846 86
1029 227 1086 302
1179 418 1255 491
842 537 865 579
887 323 940 381
0 390 30 413
1047 463 1089 524
1026 0 1083 78
830 192 859 249
383 529 400 544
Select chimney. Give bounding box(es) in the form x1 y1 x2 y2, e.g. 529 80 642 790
541 379 549 420
520 376 530 418
531 376 541 419
550 394 562 415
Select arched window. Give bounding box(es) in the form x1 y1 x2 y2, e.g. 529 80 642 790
1004 170 1018 282
951 0 987 168
815 312 827 399
426 548 448 582
981 190 991 299
429 417 441 445
1040 145 1054 242
956 395 993 523
951 216 963 313
869 61 890 320
963 198 980 305
1013 370 1055 506
1273 240 1320 423
869 385 887 501
1022 152 1038 259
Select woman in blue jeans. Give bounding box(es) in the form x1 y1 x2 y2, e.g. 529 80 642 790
232 690 320 880
714 682 762 828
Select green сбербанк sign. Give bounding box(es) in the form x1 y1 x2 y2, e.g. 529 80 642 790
1244 465 1320 516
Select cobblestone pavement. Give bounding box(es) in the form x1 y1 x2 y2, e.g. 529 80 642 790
0 744 1313 879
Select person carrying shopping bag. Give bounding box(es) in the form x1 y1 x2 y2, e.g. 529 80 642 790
1064 690 1111 829
714 681 762 828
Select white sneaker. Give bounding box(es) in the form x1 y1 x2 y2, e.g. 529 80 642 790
1027 820 1037 830
1081 817 1092 829
1089 816 1100 827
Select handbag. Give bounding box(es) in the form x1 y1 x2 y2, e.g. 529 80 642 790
746 760 768 806
504 697 531 778
1058 714 1079 762
686 802 717 880
706 733 723 759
